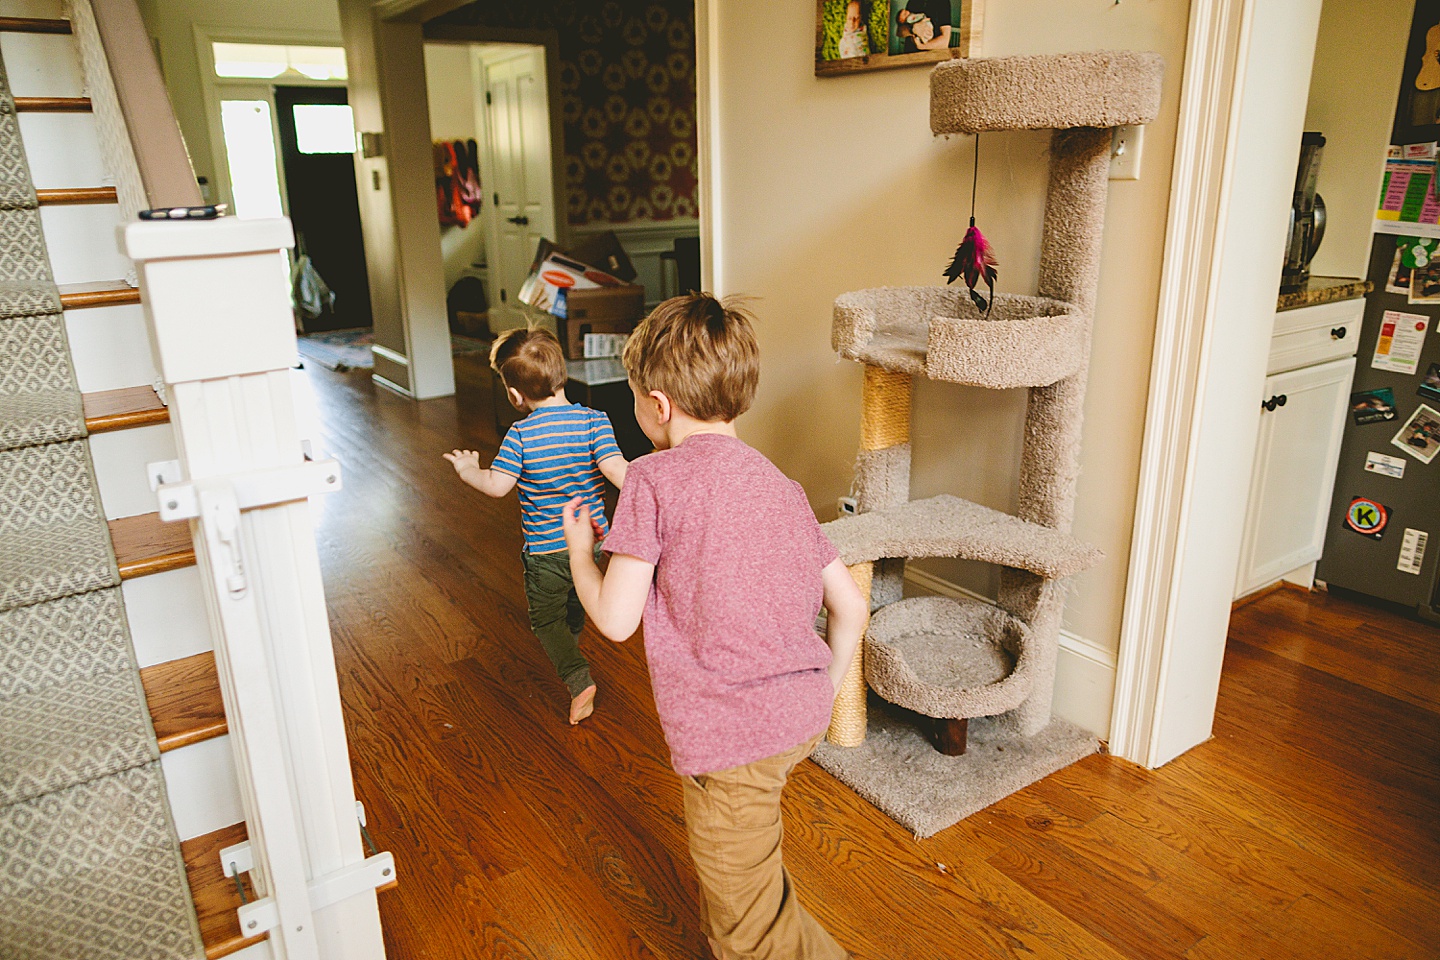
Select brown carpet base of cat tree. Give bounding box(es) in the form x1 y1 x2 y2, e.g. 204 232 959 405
810 698 1098 838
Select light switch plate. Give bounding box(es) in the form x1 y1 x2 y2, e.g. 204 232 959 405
1109 124 1144 180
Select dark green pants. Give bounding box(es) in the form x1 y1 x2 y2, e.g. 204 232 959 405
521 549 594 698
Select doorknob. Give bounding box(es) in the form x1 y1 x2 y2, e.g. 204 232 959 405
506 215 530 226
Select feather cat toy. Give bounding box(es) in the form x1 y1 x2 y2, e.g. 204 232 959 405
944 134 998 314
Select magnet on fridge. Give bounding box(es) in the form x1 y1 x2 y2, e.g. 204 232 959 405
1345 496 1391 539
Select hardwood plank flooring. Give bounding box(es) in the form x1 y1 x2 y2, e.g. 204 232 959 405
140 650 225 751
306 356 1440 959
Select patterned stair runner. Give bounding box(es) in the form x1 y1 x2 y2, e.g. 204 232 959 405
0 46 205 960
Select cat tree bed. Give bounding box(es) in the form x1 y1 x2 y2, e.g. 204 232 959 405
864 595 1033 720
810 50 1163 838
833 288 1088 390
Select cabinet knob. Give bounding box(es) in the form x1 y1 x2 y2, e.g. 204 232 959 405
1330 326 1346 339
1261 394 1289 412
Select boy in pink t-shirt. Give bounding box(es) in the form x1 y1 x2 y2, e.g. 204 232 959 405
560 294 867 959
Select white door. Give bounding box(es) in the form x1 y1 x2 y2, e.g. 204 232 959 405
1234 355 1357 597
478 46 555 329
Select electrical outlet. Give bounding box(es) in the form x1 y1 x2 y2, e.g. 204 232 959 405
1109 124 1144 180
837 497 858 517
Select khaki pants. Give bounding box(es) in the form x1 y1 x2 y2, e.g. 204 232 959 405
681 733 847 960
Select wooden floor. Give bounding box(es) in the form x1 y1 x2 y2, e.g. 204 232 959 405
308 356 1440 960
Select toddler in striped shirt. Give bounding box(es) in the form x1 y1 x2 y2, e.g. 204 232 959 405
444 327 628 724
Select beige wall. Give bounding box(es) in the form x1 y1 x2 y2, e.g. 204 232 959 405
1304 0 1415 279
137 0 343 193
708 2 1190 666
424 42 487 291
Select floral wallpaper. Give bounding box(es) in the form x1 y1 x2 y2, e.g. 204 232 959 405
432 0 699 226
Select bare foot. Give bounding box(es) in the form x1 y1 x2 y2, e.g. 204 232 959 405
569 684 596 725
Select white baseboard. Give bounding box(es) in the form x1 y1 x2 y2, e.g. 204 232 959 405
90 423 176 520
161 734 244 841
902 566 1117 739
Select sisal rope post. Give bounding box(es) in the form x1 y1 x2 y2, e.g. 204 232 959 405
860 365 912 451
827 560 873 746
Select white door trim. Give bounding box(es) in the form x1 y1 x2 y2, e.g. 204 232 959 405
694 0 722 293
191 25 346 213
1108 0 1256 766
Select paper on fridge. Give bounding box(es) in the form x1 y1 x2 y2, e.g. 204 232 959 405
1371 310 1429 375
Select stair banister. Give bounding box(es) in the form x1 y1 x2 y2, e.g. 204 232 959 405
123 216 389 960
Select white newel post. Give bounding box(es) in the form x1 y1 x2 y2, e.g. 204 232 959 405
123 218 390 960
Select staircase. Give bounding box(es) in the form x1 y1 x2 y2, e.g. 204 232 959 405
0 3 277 955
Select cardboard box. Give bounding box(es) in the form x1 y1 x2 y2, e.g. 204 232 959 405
556 284 644 359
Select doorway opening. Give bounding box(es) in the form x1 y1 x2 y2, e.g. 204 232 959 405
200 35 373 336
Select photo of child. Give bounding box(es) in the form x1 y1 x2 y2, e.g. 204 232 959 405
1391 402 1440 463
818 0 887 61
891 0 959 54
815 0 973 76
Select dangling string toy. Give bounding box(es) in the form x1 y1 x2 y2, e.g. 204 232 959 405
944 133 998 315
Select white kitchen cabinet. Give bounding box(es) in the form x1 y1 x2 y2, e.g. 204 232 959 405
1234 354 1357 598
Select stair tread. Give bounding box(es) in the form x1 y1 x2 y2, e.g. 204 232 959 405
109 511 195 579
820 494 1103 579
13 96 91 112
140 650 226 752
35 186 118 205
83 385 168 433
181 822 268 959
57 279 140 309
0 16 71 33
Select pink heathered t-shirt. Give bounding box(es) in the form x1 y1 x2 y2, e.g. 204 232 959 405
602 433 839 776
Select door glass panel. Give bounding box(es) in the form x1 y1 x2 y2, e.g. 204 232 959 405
292 104 355 154
220 99 284 219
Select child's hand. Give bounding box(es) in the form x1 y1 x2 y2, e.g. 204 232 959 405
561 497 602 553
443 449 481 475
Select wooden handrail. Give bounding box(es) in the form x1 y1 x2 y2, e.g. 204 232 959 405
86 0 200 208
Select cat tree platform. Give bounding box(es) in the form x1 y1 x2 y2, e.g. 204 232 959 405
929 51 1163 134
833 288 1088 389
821 494 1102 580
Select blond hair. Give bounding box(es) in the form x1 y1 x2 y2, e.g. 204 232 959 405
622 293 759 422
489 327 566 402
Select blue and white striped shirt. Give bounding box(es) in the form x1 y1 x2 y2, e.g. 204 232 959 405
491 403 622 553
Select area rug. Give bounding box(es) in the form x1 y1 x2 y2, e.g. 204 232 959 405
297 328 494 371
0 46 205 959
810 697 1098 839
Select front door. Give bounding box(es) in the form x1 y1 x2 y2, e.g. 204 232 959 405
274 85 372 332
481 46 555 328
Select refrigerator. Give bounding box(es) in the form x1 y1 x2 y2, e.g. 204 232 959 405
1317 235 1440 622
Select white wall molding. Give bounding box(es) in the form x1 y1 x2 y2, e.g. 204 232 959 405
1110 0 1252 767
903 566 1117 739
1112 0 1326 767
693 0 720 292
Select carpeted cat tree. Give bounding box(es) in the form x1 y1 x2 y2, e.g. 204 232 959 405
811 51 1164 838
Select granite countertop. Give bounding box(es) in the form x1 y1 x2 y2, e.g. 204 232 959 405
1276 275 1372 312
